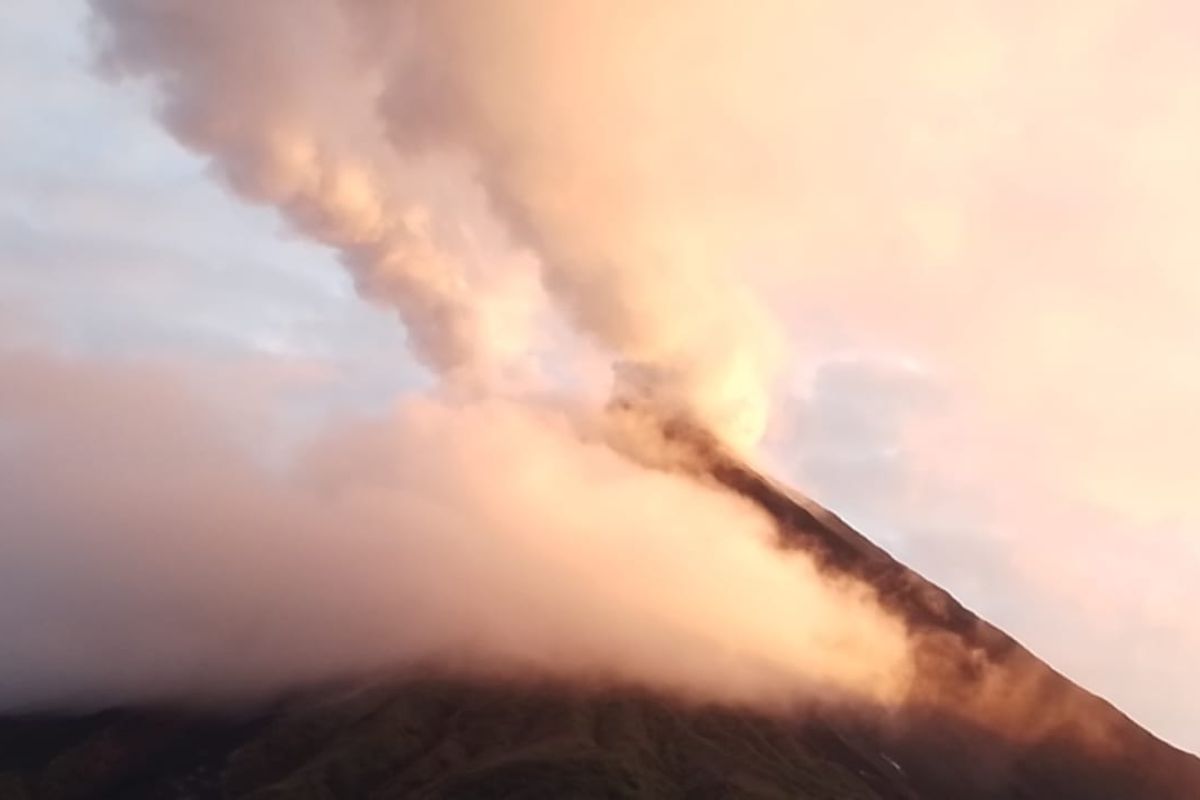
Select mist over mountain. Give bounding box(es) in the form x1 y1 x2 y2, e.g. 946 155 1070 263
1 442 1196 799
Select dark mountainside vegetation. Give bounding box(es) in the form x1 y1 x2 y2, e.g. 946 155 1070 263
3 673 1199 800
2 435 1198 799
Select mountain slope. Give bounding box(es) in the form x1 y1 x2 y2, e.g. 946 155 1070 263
1 443 1196 799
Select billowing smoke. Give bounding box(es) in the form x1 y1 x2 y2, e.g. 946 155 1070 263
0 348 910 710
41 0 937 714
88 1 484 376
0 0 1186 751
90 0 784 447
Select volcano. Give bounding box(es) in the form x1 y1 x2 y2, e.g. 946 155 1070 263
1 438 1196 800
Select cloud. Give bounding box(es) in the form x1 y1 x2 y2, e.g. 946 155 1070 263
89 0 790 447
0 347 911 711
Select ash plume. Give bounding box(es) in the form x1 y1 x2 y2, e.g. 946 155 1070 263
88 1 484 376
89 0 783 447
65 0 994 728
0 0 919 720
49 0 1190 764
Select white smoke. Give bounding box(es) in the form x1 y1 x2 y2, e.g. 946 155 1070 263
57 0 926 712
89 0 483 375
34 0 1200 752
90 0 785 447
0 348 911 710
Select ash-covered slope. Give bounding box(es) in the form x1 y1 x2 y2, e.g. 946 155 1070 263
698 435 1200 799
1 442 1196 800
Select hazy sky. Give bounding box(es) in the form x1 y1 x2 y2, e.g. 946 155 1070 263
2 0 1198 751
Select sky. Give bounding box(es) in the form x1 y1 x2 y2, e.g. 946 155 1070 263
2 0 1198 751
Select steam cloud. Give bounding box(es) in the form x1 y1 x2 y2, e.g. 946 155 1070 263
0 0 932 713
0 0 1191 749
90 0 784 447
0 0 935 715
0 349 910 710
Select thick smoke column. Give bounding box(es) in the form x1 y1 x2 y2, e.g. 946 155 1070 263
358 1 783 445
91 0 783 447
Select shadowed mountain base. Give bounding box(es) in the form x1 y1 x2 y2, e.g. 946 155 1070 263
1 677 1197 800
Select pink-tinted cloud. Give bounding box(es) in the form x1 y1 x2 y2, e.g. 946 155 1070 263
0 347 911 710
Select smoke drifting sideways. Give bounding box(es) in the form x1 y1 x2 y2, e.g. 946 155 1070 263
0 349 911 711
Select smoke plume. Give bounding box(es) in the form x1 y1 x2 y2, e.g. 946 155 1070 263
87 0 487 377
33 0 937 713
89 0 792 447
0 348 910 710
0 0 1187 750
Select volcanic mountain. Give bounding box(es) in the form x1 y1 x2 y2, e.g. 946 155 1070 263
1 430 1197 800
